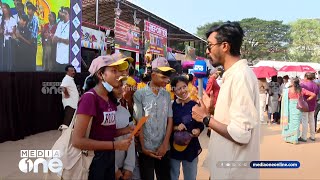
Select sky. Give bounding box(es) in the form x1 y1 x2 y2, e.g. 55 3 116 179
128 0 320 34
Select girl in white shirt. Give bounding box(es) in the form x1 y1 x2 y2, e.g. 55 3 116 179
0 3 17 71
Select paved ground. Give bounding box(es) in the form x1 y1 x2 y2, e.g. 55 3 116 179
0 124 319 180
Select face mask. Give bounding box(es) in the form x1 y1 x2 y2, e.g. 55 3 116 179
175 93 190 101
102 81 113 92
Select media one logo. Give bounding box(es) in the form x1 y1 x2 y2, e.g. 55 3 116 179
19 150 63 173
41 82 63 95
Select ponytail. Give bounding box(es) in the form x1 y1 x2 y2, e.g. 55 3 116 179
292 78 301 94
83 75 97 92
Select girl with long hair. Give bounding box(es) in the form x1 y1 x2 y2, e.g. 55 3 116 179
281 78 316 144
0 3 17 71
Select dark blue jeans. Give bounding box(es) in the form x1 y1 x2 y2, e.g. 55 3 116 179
139 151 171 180
88 150 115 180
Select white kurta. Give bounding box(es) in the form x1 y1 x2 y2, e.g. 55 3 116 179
206 59 260 180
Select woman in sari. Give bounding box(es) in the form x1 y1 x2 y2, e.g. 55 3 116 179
281 78 316 144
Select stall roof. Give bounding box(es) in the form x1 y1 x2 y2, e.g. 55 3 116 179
82 0 206 43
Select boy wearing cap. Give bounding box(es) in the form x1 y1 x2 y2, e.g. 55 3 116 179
133 57 174 180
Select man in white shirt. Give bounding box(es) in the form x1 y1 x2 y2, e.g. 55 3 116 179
53 7 70 71
283 75 291 88
192 22 260 180
59 65 79 130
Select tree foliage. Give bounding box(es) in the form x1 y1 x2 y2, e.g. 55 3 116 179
288 19 320 62
196 18 292 62
240 18 291 62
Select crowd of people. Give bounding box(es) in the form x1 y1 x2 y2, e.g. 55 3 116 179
57 22 262 180
258 72 320 144
60 55 210 180
56 20 320 180
0 0 70 72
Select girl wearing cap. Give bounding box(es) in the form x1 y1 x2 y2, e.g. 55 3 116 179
72 54 133 180
170 76 204 180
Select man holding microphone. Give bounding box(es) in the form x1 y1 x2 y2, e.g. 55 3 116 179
192 22 260 180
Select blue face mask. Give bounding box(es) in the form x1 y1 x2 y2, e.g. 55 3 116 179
102 81 113 92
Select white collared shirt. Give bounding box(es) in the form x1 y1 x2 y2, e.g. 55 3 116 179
207 59 260 179
0 17 17 40
60 75 79 109
55 21 70 64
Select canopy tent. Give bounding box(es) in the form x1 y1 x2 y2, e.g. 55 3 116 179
253 66 278 78
254 60 320 77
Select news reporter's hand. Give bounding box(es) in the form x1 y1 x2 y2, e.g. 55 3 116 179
114 138 131 151
192 99 209 123
196 91 213 114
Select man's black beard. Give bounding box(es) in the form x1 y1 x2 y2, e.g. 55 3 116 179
211 62 222 68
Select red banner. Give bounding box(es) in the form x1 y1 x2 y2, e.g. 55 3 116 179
114 19 140 52
144 20 167 56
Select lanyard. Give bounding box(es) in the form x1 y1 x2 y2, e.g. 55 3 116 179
60 21 69 35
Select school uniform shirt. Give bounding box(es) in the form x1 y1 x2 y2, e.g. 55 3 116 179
60 75 79 109
17 25 31 47
54 21 70 64
115 105 135 172
206 59 260 180
77 89 117 141
0 17 17 40
27 15 39 41
13 12 26 24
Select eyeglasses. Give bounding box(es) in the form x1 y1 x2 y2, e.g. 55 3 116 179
206 43 221 53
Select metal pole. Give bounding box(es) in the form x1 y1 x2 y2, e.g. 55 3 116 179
95 0 99 25
198 78 203 99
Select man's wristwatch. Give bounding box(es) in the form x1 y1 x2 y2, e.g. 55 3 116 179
203 115 211 127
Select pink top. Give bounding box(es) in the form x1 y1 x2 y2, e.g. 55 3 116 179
288 88 314 99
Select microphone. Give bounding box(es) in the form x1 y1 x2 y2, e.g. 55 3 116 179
193 60 207 99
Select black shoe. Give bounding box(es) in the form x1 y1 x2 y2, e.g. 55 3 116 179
298 137 307 142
